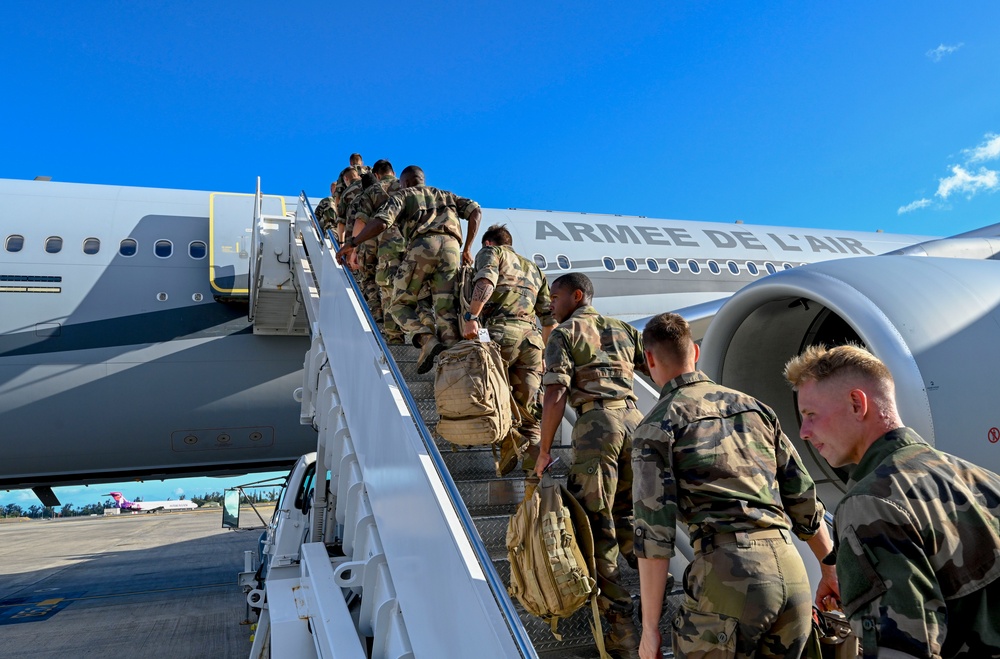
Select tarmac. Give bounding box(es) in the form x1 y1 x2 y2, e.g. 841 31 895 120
0 506 272 659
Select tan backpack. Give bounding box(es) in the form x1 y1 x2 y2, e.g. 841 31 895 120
434 339 514 447
506 476 607 655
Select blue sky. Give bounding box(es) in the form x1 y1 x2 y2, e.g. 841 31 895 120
2 3 999 508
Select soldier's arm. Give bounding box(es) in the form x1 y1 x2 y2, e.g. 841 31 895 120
462 278 495 340
336 195 399 264
535 330 574 478
534 383 567 478
638 558 669 659
806 524 839 610
461 207 481 265
633 422 677 659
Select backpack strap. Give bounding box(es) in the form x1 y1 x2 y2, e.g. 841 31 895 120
588 592 610 659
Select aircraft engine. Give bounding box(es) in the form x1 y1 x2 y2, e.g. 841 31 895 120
699 255 1000 505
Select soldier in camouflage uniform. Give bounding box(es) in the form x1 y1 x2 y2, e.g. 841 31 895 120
375 221 406 343
632 313 837 659
786 344 1000 659
350 152 371 177
348 160 402 334
335 165 481 373
315 181 339 235
335 167 362 244
461 224 558 472
533 273 648 659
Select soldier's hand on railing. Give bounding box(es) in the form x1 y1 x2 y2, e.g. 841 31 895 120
335 243 354 266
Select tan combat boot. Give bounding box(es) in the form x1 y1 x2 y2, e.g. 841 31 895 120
415 335 444 374
604 608 640 659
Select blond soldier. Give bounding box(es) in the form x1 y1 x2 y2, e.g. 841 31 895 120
786 344 1000 659
632 313 836 659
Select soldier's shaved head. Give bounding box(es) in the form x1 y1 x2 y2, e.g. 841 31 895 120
340 166 360 183
482 224 513 246
372 159 394 177
551 273 593 302
399 165 425 188
642 313 696 367
350 153 364 166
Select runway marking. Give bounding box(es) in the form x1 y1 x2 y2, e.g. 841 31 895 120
0 583 232 624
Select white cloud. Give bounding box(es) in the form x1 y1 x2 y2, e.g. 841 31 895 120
926 43 964 62
174 487 185 497
965 134 1000 163
897 198 932 215
936 164 999 199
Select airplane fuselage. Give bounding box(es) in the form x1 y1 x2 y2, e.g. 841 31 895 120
0 178 933 489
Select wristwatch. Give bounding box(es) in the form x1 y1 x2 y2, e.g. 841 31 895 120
344 236 355 248
463 311 479 322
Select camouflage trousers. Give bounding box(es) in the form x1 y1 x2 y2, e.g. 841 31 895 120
390 232 461 347
376 225 405 342
568 406 643 614
486 320 544 445
673 532 811 658
356 240 381 320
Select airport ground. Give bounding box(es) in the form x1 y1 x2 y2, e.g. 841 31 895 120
0 506 273 659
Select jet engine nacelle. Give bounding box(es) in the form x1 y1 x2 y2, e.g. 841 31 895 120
700 256 1000 506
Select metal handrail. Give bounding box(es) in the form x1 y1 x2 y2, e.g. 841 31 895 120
298 192 536 657
248 177 265 322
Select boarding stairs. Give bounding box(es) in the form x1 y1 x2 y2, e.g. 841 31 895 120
245 189 687 658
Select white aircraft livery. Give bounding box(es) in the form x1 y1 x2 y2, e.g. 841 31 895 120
106 491 198 512
0 176 931 504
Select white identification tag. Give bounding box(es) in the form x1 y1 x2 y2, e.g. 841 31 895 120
477 328 491 343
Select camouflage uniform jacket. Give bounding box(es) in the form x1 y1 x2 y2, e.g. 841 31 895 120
336 179 363 228
834 427 1000 658
541 305 646 410
373 185 480 244
631 371 825 561
314 196 337 231
473 245 556 327
348 175 401 240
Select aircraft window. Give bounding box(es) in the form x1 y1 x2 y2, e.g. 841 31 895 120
782 262 793 270
557 254 571 270
83 238 100 255
687 259 701 274
666 259 680 274
119 239 138 257
624 258 638 272
602 257 617 271
154 240 173 258
533 253 547 270
189 241 207 259
646 258 659 273
5 235 24 252
708 260 721 275
746 261 759 275
45 237 63 254
727 260 740 275
765 262 777 275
